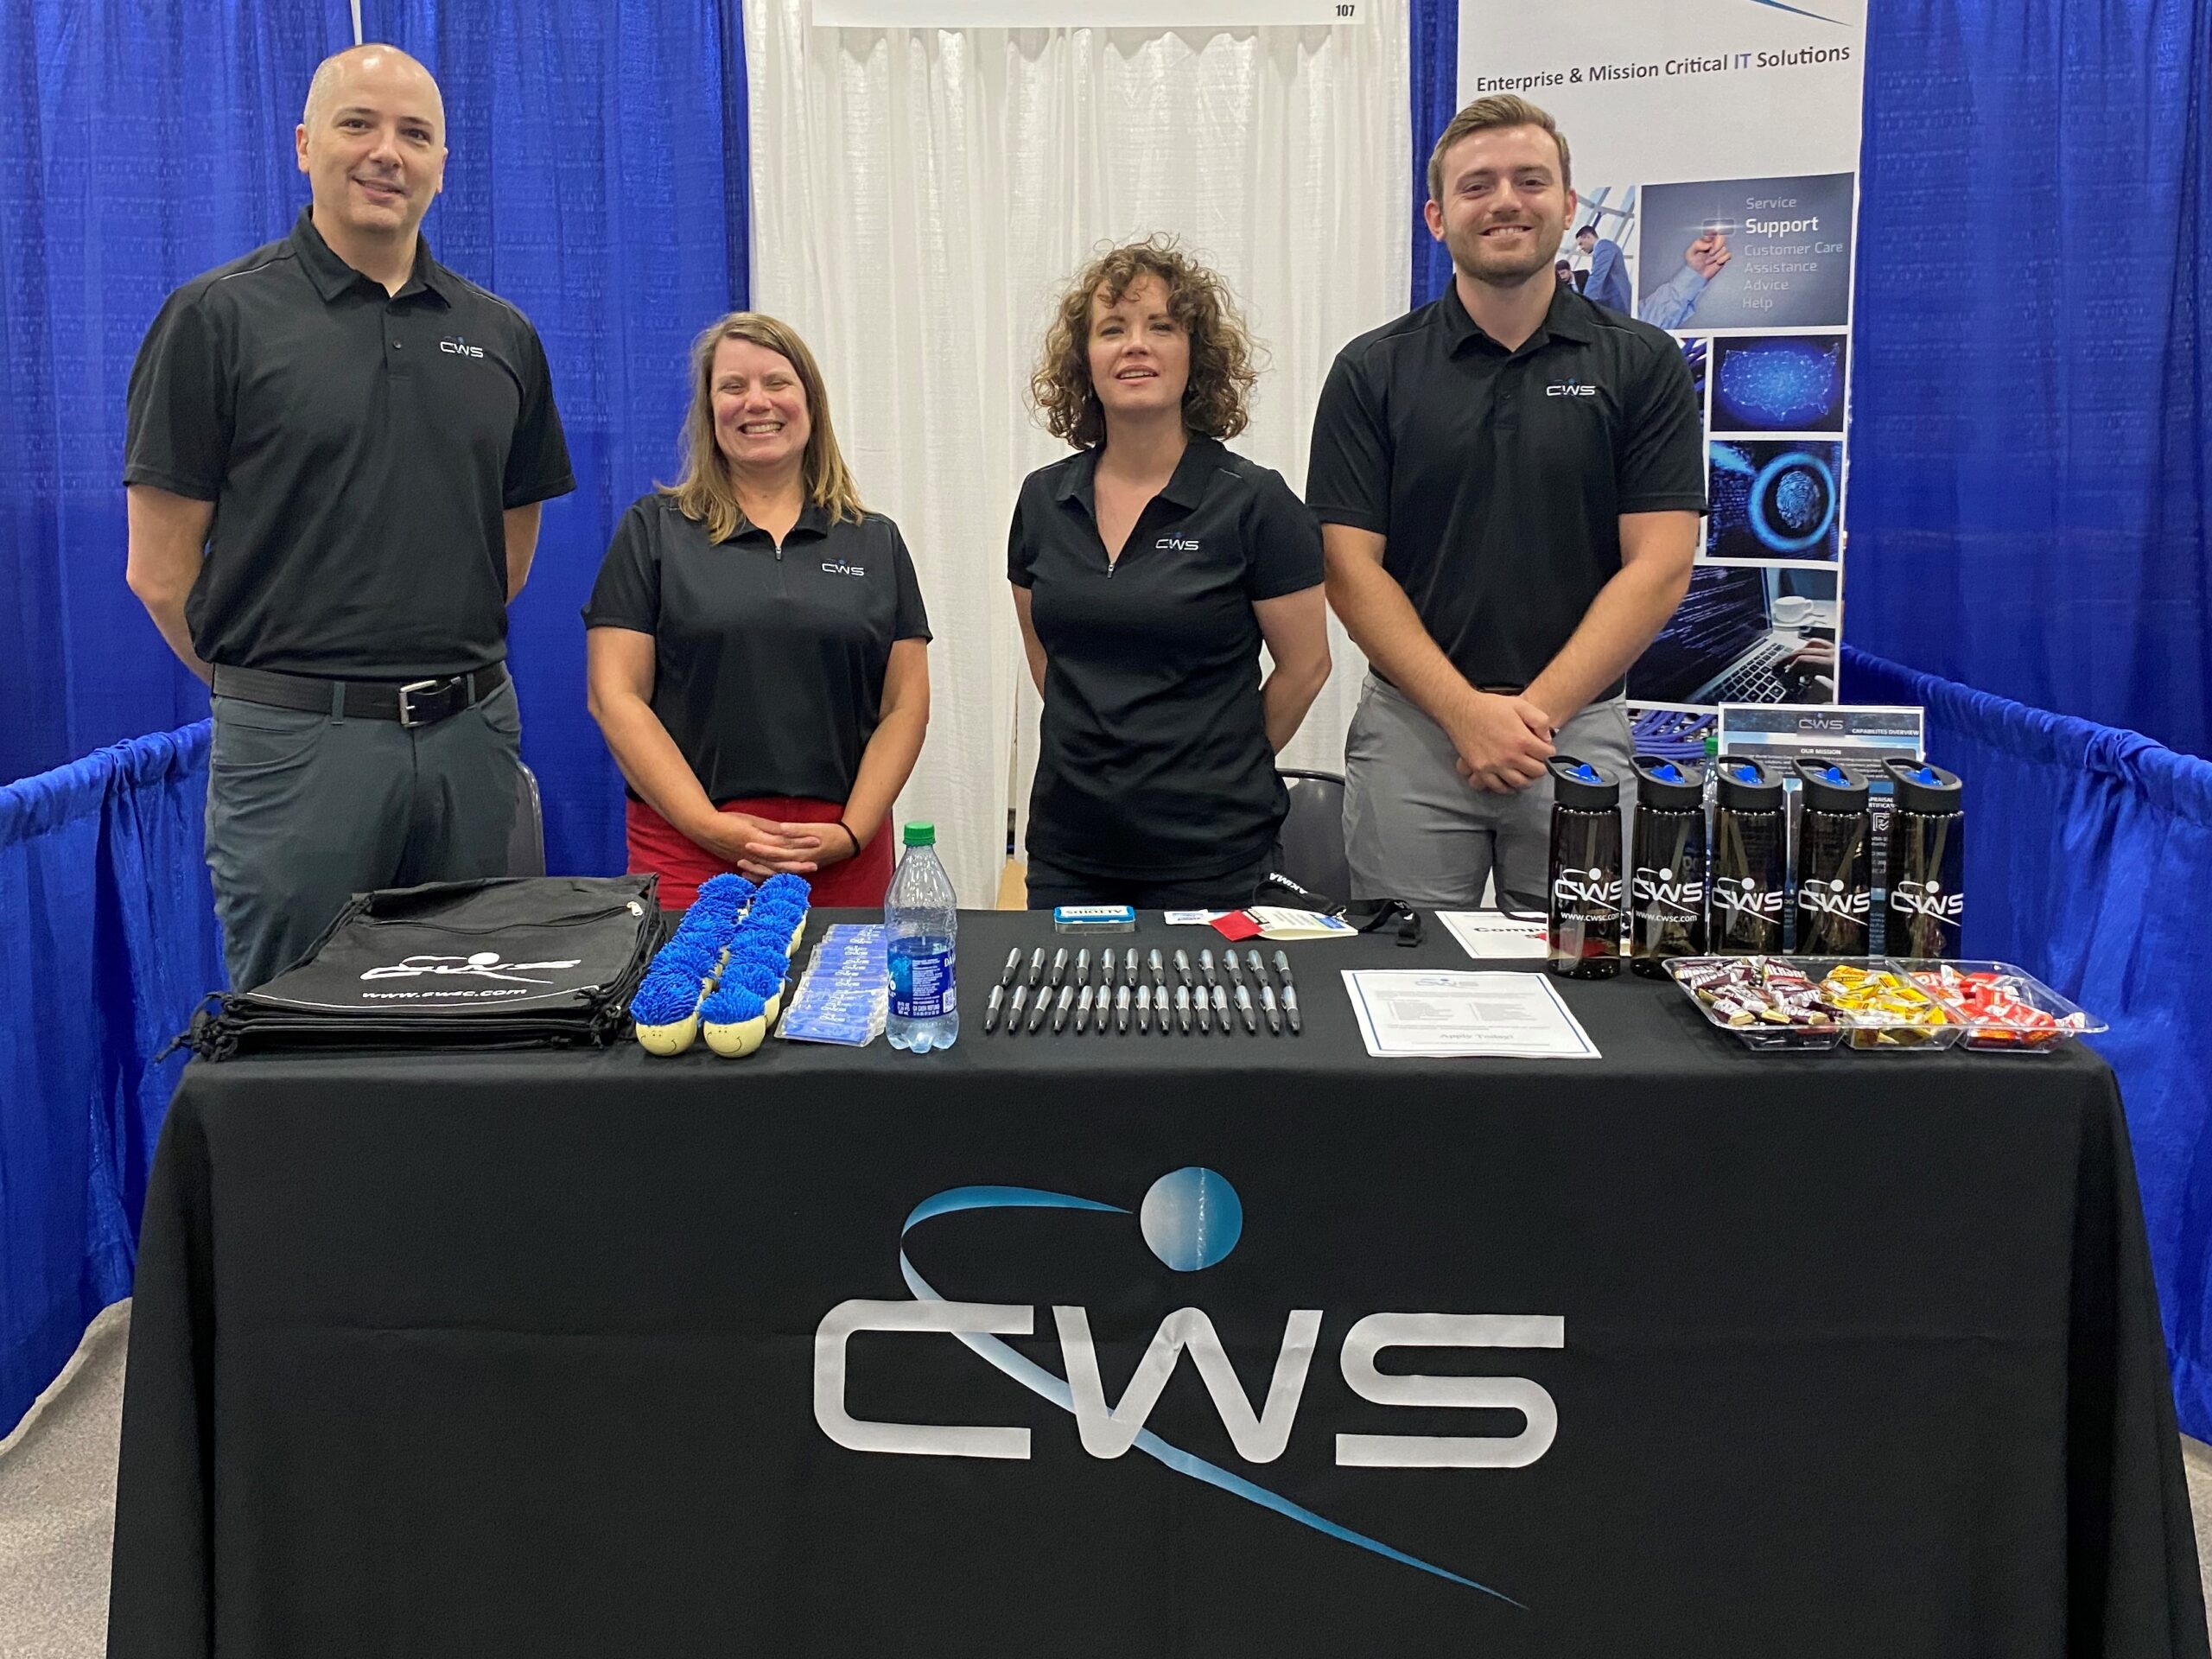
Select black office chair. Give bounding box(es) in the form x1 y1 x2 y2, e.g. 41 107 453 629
1272 769 1350 906
505 762 546 877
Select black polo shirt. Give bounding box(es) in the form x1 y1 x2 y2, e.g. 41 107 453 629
123 208 574 677
1008 437 1324 880
1307 283 1703 698
583 494 931 805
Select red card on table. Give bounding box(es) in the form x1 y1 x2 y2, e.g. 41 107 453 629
1210 910 1263 941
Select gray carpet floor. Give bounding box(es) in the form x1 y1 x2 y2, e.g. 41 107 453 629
5 1301 2212 1656
0 1303 127 1659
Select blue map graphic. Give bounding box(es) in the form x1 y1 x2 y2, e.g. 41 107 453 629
1714 337 1847 432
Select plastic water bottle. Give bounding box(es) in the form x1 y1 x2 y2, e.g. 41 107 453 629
885 821 959 1052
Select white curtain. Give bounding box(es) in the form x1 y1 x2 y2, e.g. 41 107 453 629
747 2 1409 905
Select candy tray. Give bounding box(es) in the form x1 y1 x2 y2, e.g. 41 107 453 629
1885 959 2107 1054
1665 957 1966 1053
1665 957 1853 1052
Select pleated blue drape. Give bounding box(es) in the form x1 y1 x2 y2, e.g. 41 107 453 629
0 725 221 1433
1845 645 2212 1440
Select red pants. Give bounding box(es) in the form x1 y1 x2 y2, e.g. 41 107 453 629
626 797 895 909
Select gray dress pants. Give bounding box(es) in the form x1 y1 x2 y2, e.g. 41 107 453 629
203 680 524 989
1342 672 1634 912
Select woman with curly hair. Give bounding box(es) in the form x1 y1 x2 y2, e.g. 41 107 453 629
1008 238 1332 909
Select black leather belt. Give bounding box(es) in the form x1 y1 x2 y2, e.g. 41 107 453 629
211 662 509 728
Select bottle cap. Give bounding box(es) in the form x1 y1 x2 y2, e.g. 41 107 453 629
1632 753 1704 810
1792 759 1870 814
1881 758 1963 814
1715 753 1783 810
901 822 935 848
1547 754 1619 810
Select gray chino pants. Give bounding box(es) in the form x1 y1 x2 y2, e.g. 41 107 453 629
204 680 524 989
1342 672 1634 912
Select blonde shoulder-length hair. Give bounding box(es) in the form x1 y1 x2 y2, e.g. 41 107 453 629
661 312 865 541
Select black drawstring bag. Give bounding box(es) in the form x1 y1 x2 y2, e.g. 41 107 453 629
180 875 660 1058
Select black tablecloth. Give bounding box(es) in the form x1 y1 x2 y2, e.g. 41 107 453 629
109 912 2208 1657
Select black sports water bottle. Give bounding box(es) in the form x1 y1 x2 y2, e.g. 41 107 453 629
1792 760 1873 957
1709 756 1785 954
1629 754 1707 976
1880 760 1966 959
1545 756 1623 980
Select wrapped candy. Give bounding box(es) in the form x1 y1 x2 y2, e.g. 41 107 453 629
1910 965 2088 1052
1676 957 1836 1028
1815 963 1953 1049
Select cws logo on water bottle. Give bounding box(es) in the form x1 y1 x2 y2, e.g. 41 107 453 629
1712 874 1783 926
1550 868 1622 912
1797 879 1869 923
1631 867 1704 918
1891 879 1963 923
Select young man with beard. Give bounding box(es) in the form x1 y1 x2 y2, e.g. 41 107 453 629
1307 96 1703 911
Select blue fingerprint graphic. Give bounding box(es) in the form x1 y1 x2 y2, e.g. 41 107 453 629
1708 441 1840 558
1714 337 1845 432
897 1182 1521 1605
1141 1166 1243 1270
1749 451 1838 553
1774 467 1821 531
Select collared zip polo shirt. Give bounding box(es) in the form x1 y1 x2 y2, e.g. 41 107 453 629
1008 436 1325 880
1307 282 1704 699
124 208 574 678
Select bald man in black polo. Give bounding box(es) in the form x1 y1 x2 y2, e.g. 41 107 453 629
1310 95 1702 910
124 45 573 988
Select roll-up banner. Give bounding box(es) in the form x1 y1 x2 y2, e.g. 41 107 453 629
1459 0 1866 764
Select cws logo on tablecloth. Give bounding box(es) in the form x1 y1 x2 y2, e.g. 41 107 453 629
814 1168 1561 1602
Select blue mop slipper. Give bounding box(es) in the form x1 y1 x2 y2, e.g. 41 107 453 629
726 952 789 1027
700 982 769 1057
631 966 711 1055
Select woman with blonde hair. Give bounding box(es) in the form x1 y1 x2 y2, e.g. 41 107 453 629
1009 238 1331 908
586 312 931 906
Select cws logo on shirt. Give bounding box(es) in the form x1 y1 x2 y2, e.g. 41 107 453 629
1155 536 1201 551
439 336 486 359
1545 380 1599 398
822 560 868 578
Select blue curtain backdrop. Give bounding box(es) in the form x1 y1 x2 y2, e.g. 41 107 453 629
364 0 750 878
1844 646 2212 1441
0 726 222 1435
0 0 749 881
1847 0 2212 759
1408 0 1457 308
0 2 352 789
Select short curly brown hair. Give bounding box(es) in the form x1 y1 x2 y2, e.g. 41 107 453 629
1031 237 1260 449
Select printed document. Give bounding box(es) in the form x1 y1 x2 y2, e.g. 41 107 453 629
1341 969 1600 1059
1435 910 1551 962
